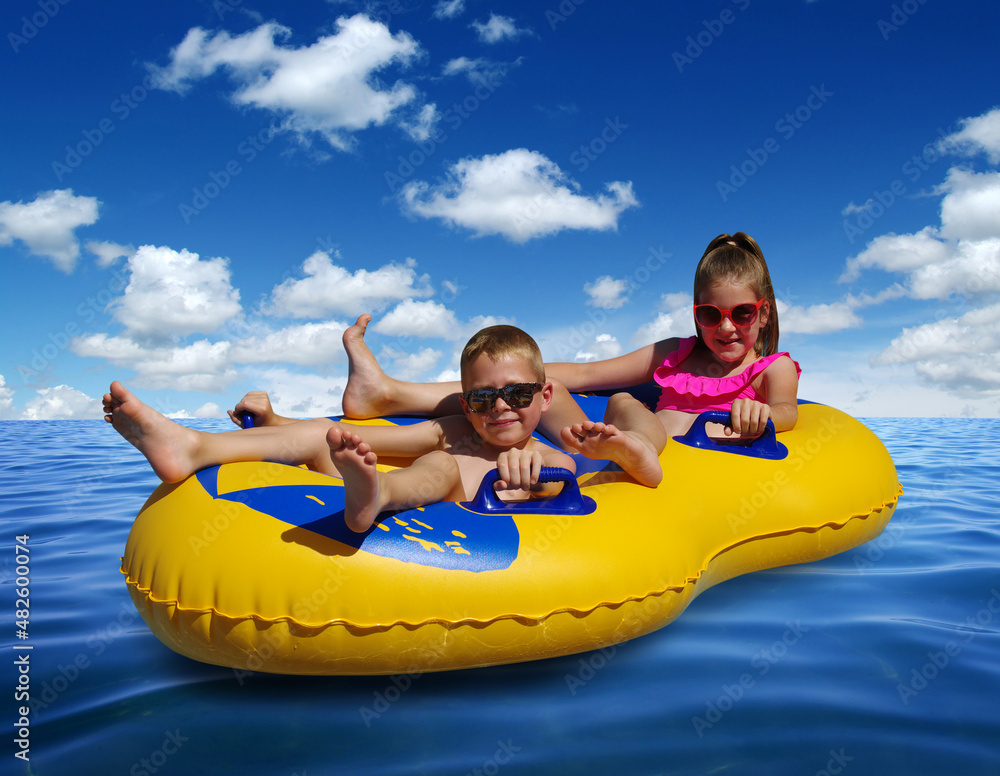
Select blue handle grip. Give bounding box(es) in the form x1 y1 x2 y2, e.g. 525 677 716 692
465 467 596 515
674 410 787 460
239 412 256 429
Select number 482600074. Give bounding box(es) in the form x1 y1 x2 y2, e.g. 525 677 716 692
15 535 30 637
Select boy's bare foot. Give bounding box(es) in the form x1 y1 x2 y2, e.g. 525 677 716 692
560 421 663 488
103 381 200 483
327 425 385 533
341 314 395 419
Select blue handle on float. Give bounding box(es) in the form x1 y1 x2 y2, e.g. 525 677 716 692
674 410 787 460
239 412 256 429
465 467 596 515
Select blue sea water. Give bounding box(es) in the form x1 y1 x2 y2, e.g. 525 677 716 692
2 417 999 776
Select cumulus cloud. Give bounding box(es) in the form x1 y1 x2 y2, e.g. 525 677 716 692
575 334 622 363
840 227 950 283
20 385 101 420
373 299 462 339
779 300 863 335
377 346 443 380
0 189 99 272
399 149 639 242
471 14 530 44
840 105 1000 397
584 276 630 309
111 245 242 339
149 15 426 150
939 106 1000 164
0 374 14 419
230 320 349 365
242 367 347 418
86 240 134 268
937 168 1000 241
873 303 1000 395
267 252 433 318
72 334 239 391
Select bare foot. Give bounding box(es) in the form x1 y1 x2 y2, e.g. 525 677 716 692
327 426 386 532
341 314 394 419
560 420 663 488
103 381 201 483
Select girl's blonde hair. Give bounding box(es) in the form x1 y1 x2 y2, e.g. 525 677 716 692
693 232 779 357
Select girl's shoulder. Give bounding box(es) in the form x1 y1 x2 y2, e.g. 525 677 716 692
757 352 802 381
654 336 696 367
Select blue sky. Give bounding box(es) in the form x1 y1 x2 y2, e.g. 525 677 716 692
2 0 998 420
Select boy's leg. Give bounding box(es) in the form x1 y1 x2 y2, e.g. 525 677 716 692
104 381 339 483
560 392 665 487
341 314 463 418
328 426 464 532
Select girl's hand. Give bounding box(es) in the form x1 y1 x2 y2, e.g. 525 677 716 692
495 448 544 491
228 391 276 427
727 398 771 438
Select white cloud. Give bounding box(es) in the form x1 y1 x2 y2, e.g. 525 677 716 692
242 367 346 418
72 335 239 392
442 56 515 87
584 275 629 309
149 16 425 151
837 106 1000 405
908 237 1000 299
20 385 100 420
373 299 461 339
0 374 14 419
633 311 691 346
267 252 433 318
939 106 1000 164
575 334 622 363
873 303 1000 394
377 346 443 380
0 189 99 272
230 320 349 365
433 0 465 20
398 102 440 142
86 240 134 268
399 149 639 242
840 227 949 282
937 168 1000 241
779 299 863 335
471 14 530 44
111 245 242 339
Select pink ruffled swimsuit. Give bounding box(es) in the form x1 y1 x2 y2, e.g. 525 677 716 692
653 336 801 413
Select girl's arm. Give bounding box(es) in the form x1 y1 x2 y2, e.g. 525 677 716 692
544 339 679 392
728 356 799 437
761 355 799 432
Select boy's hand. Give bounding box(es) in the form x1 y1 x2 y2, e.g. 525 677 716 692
727 398 771 438
228 391 276 427
495 448 544 491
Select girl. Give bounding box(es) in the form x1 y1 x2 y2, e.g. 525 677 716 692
237 233 800 488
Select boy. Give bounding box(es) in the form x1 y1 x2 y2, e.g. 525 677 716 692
104 325 575 533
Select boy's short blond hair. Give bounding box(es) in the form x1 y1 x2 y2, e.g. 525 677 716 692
460 325 545 387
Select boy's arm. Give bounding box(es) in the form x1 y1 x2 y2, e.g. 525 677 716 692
495 445 577 498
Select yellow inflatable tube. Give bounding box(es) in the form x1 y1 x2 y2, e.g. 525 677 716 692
121 400 901 675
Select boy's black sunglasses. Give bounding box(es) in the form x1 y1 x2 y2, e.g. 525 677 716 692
462 382 542 413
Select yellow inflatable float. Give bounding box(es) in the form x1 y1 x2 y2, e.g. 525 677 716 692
121 397 902 676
